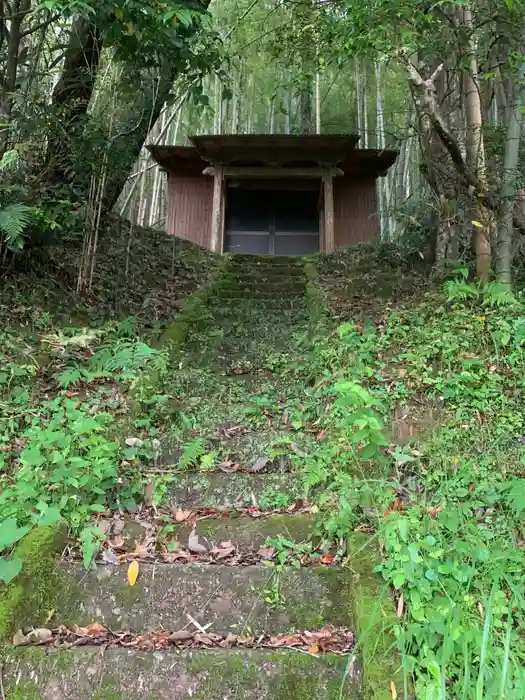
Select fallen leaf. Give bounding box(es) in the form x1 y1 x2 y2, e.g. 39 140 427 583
212 544 236 560
390 680 398 699
173 508 192 523
128 560 140 585
13 629 28 646
308 641 319 654
320 554 335 565
125 437 144 447
168 630 194 642
187 529 207 554
143 480 155 506
80 622 107 637
258 546 275 561
250 457 269 473
27 628 53 644
45 608 55 624
219 460 240 473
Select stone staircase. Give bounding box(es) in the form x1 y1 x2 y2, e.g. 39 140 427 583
4 255 394 699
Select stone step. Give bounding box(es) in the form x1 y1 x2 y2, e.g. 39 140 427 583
5 647 362 699
213 290 305 300
165 472 306 510
228 254 305 266
217 281 307 294
53 562 351 634
178 513 315 551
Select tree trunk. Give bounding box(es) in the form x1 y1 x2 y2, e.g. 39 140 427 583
462 5 492 281
356 57 363 137
315 70 321 134
46 18 102 180
496 30 525 287
0 0 31 158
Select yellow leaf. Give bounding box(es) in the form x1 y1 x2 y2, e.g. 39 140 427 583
114 7 123 20
307 641 319 654
471 220 483 228
390 680 398 699
128 560 139 586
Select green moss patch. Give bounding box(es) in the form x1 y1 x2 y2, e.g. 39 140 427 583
0 526 67 649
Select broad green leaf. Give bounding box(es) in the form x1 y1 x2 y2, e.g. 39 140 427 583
0 518 31 551
0 557 23 584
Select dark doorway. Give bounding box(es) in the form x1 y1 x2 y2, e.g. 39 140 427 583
224 188 320 255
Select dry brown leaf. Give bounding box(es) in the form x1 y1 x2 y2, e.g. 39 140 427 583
258 546 275 561
187 529 208 554
78 622 108 637
128 559 139 585
13 629 28 647
143 480 155 507
27 628 53 644
213 545 236 560
173 508 193 523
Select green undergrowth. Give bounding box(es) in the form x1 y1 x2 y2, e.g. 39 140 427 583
0 229 218 581
299 269 525 699
0 526 66 647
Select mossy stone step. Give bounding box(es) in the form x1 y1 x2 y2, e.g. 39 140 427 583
227 254 305 266
52 562 352 634
217 281 307 292
4 647 362 699
164 472 305 510
177 514 316 550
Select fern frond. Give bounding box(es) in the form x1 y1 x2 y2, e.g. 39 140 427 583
179 438 206 470
483 282 516 309
444 279 479 302
0 204 33 251
0 150 20 171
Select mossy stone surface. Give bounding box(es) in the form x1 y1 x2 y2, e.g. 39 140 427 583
0 526 68 650
179 513 315 550
53 561 352 634
4 647 362 699
346 534 403 700
165 472 306 509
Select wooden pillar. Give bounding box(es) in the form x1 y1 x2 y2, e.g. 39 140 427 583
322 172 335 252
210 165 224 253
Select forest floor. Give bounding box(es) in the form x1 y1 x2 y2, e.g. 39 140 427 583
1 231 525 699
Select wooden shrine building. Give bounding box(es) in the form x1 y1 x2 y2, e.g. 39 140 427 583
147 134 397 256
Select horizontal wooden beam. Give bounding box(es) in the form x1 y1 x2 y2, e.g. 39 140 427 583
202 166 343 179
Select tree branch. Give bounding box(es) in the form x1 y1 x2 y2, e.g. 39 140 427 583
20 13 59 39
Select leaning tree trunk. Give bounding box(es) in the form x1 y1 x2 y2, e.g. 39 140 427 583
46 18 102 180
